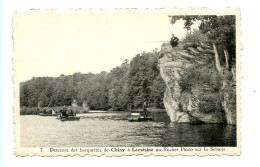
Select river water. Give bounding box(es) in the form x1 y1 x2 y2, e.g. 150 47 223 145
20 111 236 147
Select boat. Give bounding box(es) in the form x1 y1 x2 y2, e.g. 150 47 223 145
39 109 56 116
39 113 54 116
57 106 81 121
128 112 153 122
57 116 80 121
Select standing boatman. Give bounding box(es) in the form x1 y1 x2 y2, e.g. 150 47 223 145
142 101 149 118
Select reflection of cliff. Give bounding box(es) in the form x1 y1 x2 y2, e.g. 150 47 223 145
160 124 236 146
159 43 236 124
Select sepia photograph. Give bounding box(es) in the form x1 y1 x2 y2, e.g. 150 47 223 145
13 9 240 155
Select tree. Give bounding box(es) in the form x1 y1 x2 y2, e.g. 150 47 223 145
107 60 130 110
20 83 29 106
128 50 164 108
169 15 236 72
19 52 165 111
149 75 166 108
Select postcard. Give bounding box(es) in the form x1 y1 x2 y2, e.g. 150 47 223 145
13 9 241 156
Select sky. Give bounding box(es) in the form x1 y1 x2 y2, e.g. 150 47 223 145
13 11 198 82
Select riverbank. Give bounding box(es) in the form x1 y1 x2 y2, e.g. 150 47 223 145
20 106 170 123
20 106 88 115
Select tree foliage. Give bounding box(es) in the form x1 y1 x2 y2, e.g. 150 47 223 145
181 29 208 44
20 51 166 111
129 51 166 109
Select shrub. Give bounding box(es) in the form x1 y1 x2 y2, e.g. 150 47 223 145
197 93 220 114
179 66 222 93
181 29 208 44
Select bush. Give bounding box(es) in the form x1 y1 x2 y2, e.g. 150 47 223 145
182 43 200 50
197 93 220 114
179 66 222 93
181 29 208 44
20 107 40 115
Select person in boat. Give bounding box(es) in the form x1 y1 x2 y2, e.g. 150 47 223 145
70 109 74 116
68 107 75 116
37 108 40 115
142 101 149 118
60 106 69 118
42 108 47 114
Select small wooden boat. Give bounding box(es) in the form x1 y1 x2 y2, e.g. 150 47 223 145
39 113 55 116
39 109 57 116
128 116 153 122
128 112 153 122
57 116 80 121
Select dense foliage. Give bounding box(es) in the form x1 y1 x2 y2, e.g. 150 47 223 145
128 51 166 109
179 65 223 93
181 29 208 44
20 51 166 111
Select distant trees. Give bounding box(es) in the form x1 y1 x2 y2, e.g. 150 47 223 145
20 51 166 111
107 62 130 111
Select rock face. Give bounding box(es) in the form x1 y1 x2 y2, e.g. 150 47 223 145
222 69 237 125
159 43 236 124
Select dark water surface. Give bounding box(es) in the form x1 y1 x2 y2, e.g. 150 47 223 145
20 112 236 147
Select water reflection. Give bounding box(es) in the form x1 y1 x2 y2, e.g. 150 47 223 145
20 112 236 147
160 123 236 147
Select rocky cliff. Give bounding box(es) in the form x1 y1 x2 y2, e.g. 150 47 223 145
159 43 236 125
